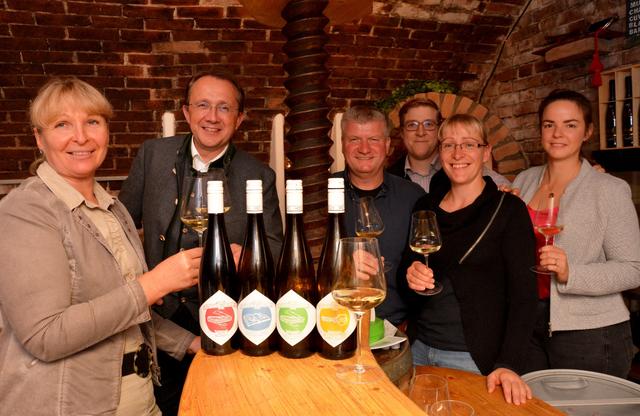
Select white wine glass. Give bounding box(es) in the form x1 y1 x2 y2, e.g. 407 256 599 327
180 173 209 246
409 210 443 296
355 196 384 238
530 192 563 275
332 237 386 384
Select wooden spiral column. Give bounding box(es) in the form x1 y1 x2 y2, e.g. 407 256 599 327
281 0 332 251
238 0 372 255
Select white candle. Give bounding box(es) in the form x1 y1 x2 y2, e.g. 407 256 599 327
162 111 176 137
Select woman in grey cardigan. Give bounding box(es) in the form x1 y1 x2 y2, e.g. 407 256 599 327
513 89 640 378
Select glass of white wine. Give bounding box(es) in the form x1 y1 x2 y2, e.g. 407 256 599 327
355 196 384 238
409 210 443 296
180 173 209 246
332 237 386 384
531 192 563 274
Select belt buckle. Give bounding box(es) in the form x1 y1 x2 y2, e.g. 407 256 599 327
133 344 153 378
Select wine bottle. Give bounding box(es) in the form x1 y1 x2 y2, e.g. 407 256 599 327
237 180 277 356
605 79 617 148
623 75 633 147
316 178 357 360
276 179 318 358
198 180 239 355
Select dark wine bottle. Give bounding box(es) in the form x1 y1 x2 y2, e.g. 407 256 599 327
237 180 277 356
198 180 238 355
276 179 318 358
622 75 634 147
605 79 617 148
316 178 356 360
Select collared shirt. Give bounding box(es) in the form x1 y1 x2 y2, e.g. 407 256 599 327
404 155 441 192
37 162 152 410
191 139 228 172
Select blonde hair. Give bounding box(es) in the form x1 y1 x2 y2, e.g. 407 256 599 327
29 77 113 173
438 113 488 145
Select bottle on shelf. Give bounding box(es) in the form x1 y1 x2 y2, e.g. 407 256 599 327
198 180 239 355
605 79 617 148
316 178 357 360
623 75 634 147
276 179 318 358
237 180 277 356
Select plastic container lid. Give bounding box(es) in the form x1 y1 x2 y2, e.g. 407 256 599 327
522 369 640 416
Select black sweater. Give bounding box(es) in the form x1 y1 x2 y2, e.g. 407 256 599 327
399 177 537 375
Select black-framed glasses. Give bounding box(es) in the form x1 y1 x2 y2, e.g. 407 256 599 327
439 142 488 153
404 120 438 131
188 101 237 114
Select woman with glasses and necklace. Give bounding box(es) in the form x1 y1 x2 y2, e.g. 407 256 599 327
400 113 537 405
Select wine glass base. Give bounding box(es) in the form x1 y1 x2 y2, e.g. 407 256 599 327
336 365 383 384
414 282 443 296
530 265 557 276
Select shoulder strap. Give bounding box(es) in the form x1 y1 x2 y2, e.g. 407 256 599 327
458 191 506 264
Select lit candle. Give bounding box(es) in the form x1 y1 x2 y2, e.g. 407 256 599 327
162 111 176 137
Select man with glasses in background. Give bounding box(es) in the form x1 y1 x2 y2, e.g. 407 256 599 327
388 98 510 192
119 71 283 415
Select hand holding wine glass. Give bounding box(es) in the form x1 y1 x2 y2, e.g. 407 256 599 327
409 210 443 295
332 237 386 383
355 196 384 238
531 192 563 275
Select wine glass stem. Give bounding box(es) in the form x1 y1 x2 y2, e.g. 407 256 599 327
197 231 204 247
424 254 429 268
354 311 365 374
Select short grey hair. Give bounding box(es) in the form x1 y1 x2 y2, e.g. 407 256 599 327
341 105 390 137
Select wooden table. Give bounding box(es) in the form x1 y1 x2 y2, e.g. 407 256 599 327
416 366 565 415
179 350 424 415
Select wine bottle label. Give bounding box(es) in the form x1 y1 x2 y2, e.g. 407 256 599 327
199 291 238 346
276 289 316 346
316 293 357 347
238 289 276 346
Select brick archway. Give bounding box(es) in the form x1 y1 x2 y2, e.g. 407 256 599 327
388 92 529 179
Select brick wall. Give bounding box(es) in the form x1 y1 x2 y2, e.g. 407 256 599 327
0 0 526 182
4 0 632 182
481 0 640 166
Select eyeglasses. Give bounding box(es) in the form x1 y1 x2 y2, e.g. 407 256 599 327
404 120 438 131
439 142 488 153
188 101 237 114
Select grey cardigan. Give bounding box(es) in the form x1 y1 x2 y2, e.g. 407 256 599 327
0 175 194 416
513 160 640 332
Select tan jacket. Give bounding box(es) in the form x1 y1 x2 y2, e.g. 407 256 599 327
0 175 195 416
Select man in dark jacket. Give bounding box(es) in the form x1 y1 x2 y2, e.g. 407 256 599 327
119 71 282 415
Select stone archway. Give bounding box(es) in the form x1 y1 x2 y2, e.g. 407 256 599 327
388 92 530 179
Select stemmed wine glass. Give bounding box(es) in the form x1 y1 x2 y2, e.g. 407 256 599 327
180 173 209 246
180 169 231 247
530 192 563 274
409 210 443 295
332 237 387 384
355 196 384 238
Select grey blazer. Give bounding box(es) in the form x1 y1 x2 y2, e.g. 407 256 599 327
513 159 640 332
119 135 283 318
0 175 193 416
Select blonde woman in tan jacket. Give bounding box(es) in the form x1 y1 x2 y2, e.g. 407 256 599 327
0 77 202 415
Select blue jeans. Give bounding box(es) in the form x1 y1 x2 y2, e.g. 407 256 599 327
411 339 481 374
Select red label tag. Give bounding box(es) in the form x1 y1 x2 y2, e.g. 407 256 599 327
205 307 234 332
